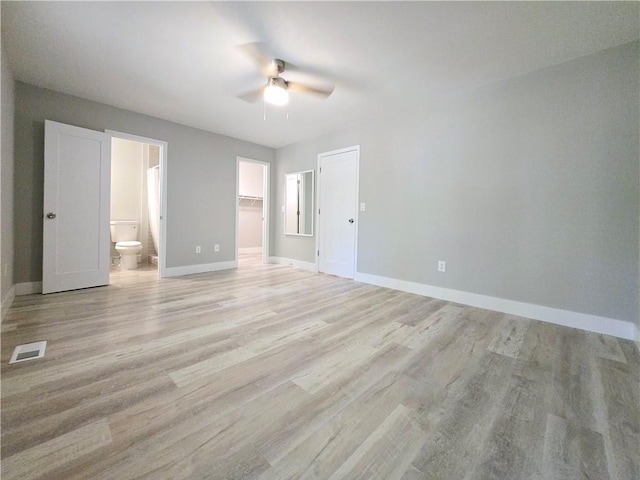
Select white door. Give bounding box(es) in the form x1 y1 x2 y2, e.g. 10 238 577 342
43 120 111 294
318 147 359 279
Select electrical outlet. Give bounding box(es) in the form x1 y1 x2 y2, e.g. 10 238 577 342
214 244 220 252
438 260 446 272
195 245 201 254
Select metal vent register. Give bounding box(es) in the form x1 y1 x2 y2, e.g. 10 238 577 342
9 341 47 364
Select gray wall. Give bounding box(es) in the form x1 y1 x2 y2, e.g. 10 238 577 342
14 83 275 282
1 35 15 305
273 41 640 326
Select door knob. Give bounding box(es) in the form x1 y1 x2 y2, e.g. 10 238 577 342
348 218 354 224
46 212 56 219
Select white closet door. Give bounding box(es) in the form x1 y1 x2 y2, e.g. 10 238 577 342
318 148 359 279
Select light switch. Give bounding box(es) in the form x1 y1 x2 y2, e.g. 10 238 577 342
360 203 366 212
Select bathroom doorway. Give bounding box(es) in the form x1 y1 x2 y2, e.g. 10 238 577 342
107 130 167 279
236 157 269 268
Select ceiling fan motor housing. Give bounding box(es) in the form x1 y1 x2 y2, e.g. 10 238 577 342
267 77 288 89
271 58 286 75
267 77 287 90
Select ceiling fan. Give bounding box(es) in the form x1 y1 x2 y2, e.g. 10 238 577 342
237 43 334 106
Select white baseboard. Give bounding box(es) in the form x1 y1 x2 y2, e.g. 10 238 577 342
268 256 317 272
2 285 15 320
355 272 637 341
239 247 262 253
15 281 42 295
164 261 237 278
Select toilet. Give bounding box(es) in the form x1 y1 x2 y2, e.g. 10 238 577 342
110 221 143 270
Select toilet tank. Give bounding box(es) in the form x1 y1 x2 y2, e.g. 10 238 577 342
110 221 139 242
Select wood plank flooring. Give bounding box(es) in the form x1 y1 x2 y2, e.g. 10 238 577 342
1 253 638 479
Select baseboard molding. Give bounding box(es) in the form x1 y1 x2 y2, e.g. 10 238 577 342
15 281 43 296
239 247 262 254
355 272 637 341
164 261 237 278
268 256 317 272
1 285 15 320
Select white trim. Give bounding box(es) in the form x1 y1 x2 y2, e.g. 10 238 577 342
268 256 318 272
2 285 15 320
106 130 169 279
239 247 263 253
355 271 637 341
316 145 360 278
15 282 43 295
164 261 237 278
236 157 270 266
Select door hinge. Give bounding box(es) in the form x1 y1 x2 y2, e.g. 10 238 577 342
318 208 320 215
317 250 320 256
320 167 322 173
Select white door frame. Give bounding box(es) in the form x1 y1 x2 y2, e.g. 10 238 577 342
316 145 360 277
105 130 168 278
236 157 270 265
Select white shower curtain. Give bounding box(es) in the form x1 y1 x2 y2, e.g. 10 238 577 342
147 166 160 256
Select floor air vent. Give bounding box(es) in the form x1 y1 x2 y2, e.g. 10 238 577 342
9 341 47 364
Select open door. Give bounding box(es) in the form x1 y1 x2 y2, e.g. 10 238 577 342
42 120 111 294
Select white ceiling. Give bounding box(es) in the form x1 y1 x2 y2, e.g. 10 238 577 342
3 2 638 149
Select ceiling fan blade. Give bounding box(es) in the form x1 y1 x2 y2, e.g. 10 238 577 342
237 42 275 77
237 86 265 103
287 81 334 99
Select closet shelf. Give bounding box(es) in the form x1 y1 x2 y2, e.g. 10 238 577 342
238 195 263 206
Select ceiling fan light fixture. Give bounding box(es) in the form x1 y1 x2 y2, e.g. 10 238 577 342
264 77 289 106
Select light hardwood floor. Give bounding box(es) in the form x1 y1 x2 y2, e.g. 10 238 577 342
1 254 638 479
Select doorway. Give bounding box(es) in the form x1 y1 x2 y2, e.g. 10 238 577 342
107 130 168 279
236 157 269 268
317 146 360 279
42 122 168 294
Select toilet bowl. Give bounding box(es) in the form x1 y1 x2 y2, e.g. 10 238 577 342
110 221 142 270
115 241 142 270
